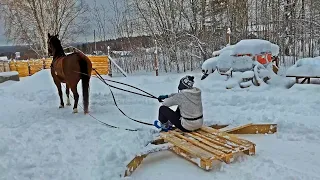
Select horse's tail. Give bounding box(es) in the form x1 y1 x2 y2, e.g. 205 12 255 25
78 53 92 113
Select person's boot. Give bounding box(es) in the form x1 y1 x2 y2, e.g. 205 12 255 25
154 120 172 132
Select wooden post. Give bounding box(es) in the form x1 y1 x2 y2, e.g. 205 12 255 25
154 40 159 76
107 46 112 77
227 28 231 45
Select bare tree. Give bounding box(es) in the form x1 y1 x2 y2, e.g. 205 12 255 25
0 0 89 57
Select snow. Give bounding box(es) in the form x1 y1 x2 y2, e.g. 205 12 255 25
1 69 320 179
231 39 273 55
217 53 253 72
286 57 320 77
241 71 254 79
212 45 235 57
202 56 219 73
0 71 19 77
0 56 8 61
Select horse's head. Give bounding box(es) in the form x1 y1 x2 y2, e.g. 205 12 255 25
47 33 61 56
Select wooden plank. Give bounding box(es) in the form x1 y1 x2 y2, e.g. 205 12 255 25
221 123 253 132
196 130 243 150
170 131 226 158
189 132 234 153
160 132 215 161
224 124 277 134
209 124 229 129
200 126 254 148
170 145 213 170
125 154 147 176
124 143 172 177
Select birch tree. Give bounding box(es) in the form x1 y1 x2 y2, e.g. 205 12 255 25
0 0 89 57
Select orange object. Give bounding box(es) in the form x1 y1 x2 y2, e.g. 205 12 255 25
256 53 272 64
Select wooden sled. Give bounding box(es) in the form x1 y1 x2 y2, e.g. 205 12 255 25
124 123 276 177
159 126 256 170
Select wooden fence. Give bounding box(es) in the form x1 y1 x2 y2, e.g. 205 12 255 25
3 56 109 77
0 61 10 72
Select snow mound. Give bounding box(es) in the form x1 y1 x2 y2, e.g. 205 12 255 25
241 71 254 79
202 57 219 73
286 57 320 77
296 58 320 67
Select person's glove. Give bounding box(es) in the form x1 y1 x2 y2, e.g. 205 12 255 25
157 95 168 102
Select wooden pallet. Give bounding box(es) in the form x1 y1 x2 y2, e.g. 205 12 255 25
160 126 255 170
124 124 260 177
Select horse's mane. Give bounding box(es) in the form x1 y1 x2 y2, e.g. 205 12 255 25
50 35 66 57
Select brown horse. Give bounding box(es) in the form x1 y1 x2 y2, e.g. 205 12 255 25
47 33 92 114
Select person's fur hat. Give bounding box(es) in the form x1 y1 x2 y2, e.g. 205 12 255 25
178 75 194 90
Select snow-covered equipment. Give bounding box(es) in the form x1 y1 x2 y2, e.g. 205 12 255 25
201 39 281 89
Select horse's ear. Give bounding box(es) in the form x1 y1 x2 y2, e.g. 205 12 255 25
48 33 51 38
55 34 59 38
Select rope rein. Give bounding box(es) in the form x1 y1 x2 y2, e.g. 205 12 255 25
60 82 139 132
91 69 155 126
71 68 159 128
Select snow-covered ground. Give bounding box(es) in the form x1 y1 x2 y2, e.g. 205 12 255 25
1 69 320 180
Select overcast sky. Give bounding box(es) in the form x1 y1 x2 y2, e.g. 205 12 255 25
0 0 113 46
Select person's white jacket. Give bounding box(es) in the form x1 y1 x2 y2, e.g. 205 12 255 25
162 87 204 131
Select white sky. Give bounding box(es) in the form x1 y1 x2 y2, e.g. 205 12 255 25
0 0 114 46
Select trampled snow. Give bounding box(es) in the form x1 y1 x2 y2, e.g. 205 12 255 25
1 69 320 180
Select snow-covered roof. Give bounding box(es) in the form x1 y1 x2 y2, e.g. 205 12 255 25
213 39 279 57
231 39 273 55
0 56 8 61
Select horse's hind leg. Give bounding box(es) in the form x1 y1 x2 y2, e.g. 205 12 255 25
66 84 71 106
54 80 64 108
70 85 79 113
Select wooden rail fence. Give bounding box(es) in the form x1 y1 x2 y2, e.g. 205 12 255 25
1 56 109 77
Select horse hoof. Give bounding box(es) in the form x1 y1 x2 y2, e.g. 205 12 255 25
66 103 71 106
84 110 89 114
73 108 78 113
59 105 64 108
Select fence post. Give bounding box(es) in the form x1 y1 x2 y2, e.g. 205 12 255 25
154 40 159 76
107 46 112 77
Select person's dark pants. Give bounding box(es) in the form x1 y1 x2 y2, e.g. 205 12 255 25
158 106 190 132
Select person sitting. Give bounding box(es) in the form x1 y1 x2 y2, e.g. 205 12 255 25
154 75 204 132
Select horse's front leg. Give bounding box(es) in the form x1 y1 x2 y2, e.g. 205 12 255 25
54 80 64 108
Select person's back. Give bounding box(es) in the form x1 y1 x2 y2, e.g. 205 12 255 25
154 75 204 132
